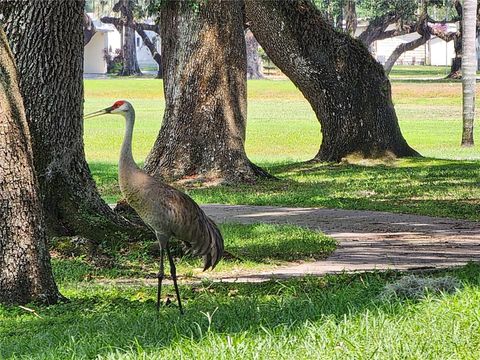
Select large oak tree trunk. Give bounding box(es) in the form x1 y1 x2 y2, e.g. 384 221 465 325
245 0 419 162
144 0 270 183
0 28 62 305
1 0 149 243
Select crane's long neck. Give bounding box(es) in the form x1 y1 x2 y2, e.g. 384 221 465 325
120 109 138 171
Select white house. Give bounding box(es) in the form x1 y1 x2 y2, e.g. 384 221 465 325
84 15 160 74
356 22 459 67
135 23 161 69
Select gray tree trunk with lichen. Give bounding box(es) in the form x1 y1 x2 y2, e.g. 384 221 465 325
246 0 419 161
144 0 270 183
0 28 62 305
0 0 150 243
119 24 142 76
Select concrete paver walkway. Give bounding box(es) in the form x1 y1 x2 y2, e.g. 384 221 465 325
201 205 480 281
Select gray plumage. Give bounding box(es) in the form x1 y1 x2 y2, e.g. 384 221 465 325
85 100 224 312
119 167 223 270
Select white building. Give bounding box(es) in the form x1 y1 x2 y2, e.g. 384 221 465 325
84 15 160 75
84 19 119 74
356 22 458 66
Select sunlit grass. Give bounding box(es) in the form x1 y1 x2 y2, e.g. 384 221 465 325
84 78 479 163
84 78 480 219
389 64 480 79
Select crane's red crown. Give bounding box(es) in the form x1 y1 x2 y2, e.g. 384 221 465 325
112 100 125 109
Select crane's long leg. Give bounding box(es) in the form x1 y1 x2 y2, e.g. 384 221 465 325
156 246 165 312
166 246 184 314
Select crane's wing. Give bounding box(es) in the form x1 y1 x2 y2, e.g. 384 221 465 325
164 187 224 270
130 174 224 270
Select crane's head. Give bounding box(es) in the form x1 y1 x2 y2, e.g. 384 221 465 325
84 100 133 119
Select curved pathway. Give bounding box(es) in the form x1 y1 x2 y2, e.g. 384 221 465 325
200 205 480 281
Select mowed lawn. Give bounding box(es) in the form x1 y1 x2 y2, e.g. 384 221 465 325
2 264 480 359
84 77 480 162
84 77 480 220
2 73 480 360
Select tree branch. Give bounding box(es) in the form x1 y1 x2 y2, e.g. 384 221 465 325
384 34 430 74
84 13 96 45
358 12 399 46
374 23 417 42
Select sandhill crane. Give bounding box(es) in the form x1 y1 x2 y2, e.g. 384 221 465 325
85 100 224 314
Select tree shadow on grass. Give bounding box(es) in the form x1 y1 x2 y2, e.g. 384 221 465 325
191 158 480 221
2 263 480 359
89 159 479 201
50 222 336 284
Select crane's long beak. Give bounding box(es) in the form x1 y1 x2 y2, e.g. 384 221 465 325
84 106 114 119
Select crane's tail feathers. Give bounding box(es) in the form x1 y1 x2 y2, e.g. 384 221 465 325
202 216 224 271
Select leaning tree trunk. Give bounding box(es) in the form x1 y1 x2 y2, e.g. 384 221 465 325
245 29 264 79
135 26 162 78
0 28 62 305
144 0 270 183
384 34 430 75
0 0 150 243
461 0 476 147
245 0 419 162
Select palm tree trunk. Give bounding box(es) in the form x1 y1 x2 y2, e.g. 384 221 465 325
461 0 477 147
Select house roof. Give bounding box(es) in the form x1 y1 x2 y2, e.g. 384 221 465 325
92 19 116 33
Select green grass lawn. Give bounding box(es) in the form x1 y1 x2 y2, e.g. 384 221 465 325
51 223 336 279
389 65 451 78
2 74 479 359
389 64 480 79
84 78 480 220
2 263 480 359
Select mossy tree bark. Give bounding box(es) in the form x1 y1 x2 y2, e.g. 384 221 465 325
0 28 62 305
245 0 419 162
0 0 150 243
144 0 270 183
